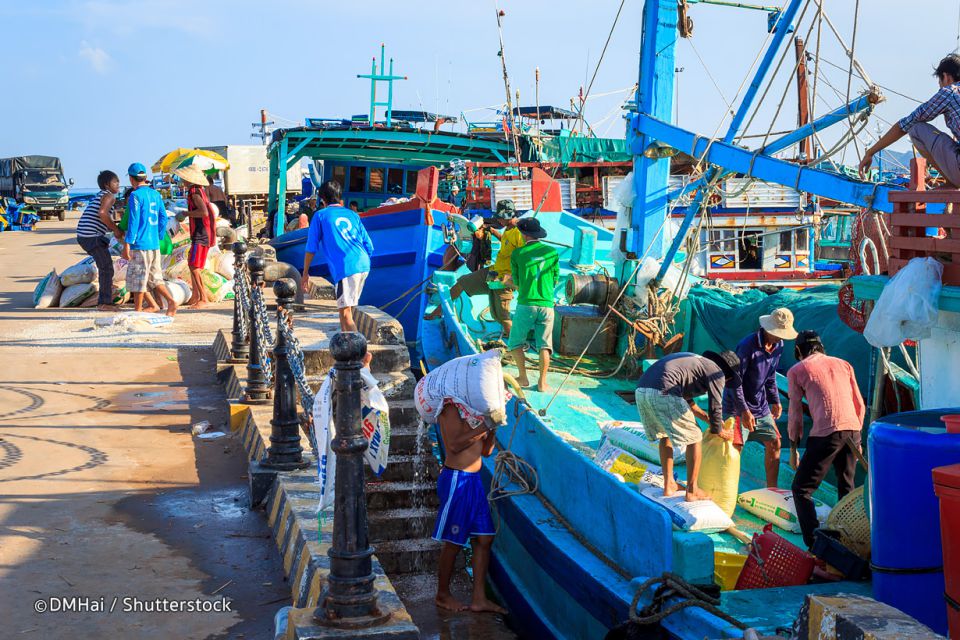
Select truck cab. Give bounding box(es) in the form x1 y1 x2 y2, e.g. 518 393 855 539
0 155 72 221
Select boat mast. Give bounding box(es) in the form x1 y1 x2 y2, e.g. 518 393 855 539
494 8 523 168
794 37 814 163
357 44 407 127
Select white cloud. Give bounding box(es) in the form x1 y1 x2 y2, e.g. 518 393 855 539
79 40 111 74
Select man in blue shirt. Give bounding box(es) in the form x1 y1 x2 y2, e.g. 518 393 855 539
122 163 177 316
300 181 374 333
722 307 797 488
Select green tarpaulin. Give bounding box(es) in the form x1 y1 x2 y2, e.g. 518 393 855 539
524 137 630 164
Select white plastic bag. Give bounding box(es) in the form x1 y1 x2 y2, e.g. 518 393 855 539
215 253 236 280
415 350 507 427
641 485 734 533
60 282 97 307
594 440 664 487
313 367 391 515
34 269 63 308
737 487 831 533
60 257 98 287
599 421 685 464
864 257 943 347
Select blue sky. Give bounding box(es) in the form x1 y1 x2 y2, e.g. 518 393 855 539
0 0 955 186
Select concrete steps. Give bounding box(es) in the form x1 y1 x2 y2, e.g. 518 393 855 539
302 342 410 376
366 480 439 511
367 508 436 544
369 453 439 484
374 537 445 575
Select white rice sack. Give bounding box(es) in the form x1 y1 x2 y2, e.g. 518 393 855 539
112 257 129 285
34 269 63 308
173 279 192 302
599 421 685 465
60 282 98 307
165 279 187 305
80 285 100 307
737 488 832 533
414 350 506 426
594 440 664 487
60 257 98 287
641 485 734 533
222 280 235 300
215 253 236 280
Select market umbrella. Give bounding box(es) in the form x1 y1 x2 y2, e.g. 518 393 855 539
168 152 229 173
153 148 230 173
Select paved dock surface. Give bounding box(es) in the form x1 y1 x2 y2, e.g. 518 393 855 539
0 216 287 639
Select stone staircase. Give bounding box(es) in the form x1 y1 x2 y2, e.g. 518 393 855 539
299 302 445 582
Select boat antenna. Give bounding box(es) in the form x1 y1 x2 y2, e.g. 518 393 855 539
535 67 541 141
494 4 523 169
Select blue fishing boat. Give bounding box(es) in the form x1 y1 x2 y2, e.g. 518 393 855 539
414 0 960 637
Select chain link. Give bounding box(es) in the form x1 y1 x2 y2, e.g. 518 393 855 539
233 260 252 338
277 306 316 419
250 283 274 385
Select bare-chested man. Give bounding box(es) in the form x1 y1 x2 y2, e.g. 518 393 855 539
432 403 507 615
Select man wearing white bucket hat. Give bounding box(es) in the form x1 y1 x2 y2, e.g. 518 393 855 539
722 307 798 488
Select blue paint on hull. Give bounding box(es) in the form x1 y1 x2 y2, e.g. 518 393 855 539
271 207 449 341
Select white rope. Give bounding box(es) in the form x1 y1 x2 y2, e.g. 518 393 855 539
811 0 874 87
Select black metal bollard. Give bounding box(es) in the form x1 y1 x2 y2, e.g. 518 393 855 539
318 331 385 626
243 254 271 405
229 240 249 363
261 278 310 471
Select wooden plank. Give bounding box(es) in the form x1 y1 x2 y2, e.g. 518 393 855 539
888 236 960 254
890 213 960 228
888 189 960 204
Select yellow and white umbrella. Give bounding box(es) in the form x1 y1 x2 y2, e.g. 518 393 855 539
152 148 230 173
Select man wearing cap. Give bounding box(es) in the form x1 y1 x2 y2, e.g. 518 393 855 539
425 200 523 338
636 351 741 501
788 330 865 548
445 183 462 208
507 217 558 392
122 163 178 316
723 307 797 488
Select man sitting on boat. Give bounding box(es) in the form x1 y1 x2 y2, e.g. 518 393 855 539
722 307 798 489
425 199 524 339
300 180 375 334
507 217 559 392
860 53 960 187
787 330 865 549
635 351 741 502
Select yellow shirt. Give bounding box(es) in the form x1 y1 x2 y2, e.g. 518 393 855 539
492 226 525 275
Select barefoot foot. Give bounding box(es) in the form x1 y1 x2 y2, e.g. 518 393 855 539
435 593 467 612
685 487 711 502
141 305 160 313
537 382 550 393
470 598 507 614
165 303 178 317
516 376 530 387
663 480 680 498
96 304 121 312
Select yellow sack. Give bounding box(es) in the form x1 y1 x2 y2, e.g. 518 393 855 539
699 420 740 516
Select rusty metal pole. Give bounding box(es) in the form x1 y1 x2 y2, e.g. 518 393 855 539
229 241 249 363
243 255 271 405
261 278 310 471
318 331 385 626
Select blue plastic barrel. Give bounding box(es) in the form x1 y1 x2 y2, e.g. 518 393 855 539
869 408 960 635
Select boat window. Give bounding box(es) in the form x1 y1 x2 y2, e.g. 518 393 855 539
737 230 762 270
795 227 809 251
710 229 736 252
331 165 346 190
387 168 404 195
406 171 418 195
369 167 385 193
779 230 793 252
349 166 366 193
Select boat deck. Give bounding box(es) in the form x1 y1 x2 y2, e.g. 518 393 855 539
500 360 819 552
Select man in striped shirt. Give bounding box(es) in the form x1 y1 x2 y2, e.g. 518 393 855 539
860 54 960 186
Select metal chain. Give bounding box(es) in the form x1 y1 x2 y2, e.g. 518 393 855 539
234 260 252 338
250 284 274 385
277 306 315 418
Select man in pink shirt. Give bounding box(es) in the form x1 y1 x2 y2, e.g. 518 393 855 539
787 330 866 548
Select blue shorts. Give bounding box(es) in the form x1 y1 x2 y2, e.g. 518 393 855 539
432 468 495 546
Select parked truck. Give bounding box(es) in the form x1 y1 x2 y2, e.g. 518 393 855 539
200 145 302 211
0 156 72 221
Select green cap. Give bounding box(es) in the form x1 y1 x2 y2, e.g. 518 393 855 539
494 199 516 218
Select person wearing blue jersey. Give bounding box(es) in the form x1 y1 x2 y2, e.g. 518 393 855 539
300 181 374 333
122 163 178 316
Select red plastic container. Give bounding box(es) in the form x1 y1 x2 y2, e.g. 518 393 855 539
933 463 960 639
735 524 815 590
942 415 960 435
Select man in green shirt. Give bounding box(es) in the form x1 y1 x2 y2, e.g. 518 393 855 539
507 217 559 392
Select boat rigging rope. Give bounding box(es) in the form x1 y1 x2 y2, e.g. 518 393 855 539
629 572 748 631
575 0 627 136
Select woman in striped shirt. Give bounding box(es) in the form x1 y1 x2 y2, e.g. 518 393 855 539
76 170 123 310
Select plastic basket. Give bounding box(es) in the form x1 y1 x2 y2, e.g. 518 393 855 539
825 485 870 559
735 524 815 590
714 552 747 591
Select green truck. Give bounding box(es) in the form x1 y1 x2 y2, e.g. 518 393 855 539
0 155 72 221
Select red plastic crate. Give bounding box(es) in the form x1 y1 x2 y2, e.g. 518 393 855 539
735 524 815 590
